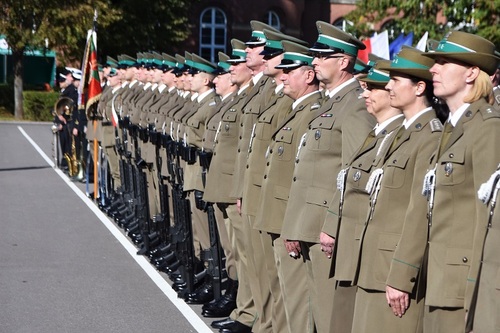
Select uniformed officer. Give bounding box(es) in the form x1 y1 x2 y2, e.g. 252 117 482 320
420 31 500 332
202 39 255 333
100 68 123 196
239 28 308 333
181 54 219 302
253 40 322 333
345 47 444 333
197 52 238 310
320 59 402 332
279 21 375 333
472 162 500 333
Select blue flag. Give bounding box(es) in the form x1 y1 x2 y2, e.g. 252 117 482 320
389 32 414 59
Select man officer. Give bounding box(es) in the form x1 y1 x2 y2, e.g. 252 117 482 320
280 21 375 333
254 40 322 333
239 28 308 332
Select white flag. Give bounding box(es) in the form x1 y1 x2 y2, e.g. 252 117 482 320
416 31 429 52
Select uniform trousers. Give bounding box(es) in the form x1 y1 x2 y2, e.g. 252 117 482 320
188 190 210 260
301 241 336 333
352 287 424 333
259 232 287 333
331 282 356 332
146 163 160 219
274 236 314 333
225 204 257 328
214 203 237 280
104 145 121 190
473 262 500 333
242 214 273 332
423 306 466 333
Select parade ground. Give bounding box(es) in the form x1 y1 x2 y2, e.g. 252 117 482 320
0 121 216 333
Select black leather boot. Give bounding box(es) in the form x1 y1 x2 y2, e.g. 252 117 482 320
202 278 237 318
184 275 214 304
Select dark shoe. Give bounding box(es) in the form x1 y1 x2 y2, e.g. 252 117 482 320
220 321 252 333
185 281 214 304
201 295 236 318
211 317 235 329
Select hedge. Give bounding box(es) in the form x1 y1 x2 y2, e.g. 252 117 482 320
0 84 59 121
23 91 59 121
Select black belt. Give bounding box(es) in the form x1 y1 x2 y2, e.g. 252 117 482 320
102 121 112 126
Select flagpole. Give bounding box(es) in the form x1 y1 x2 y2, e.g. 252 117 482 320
90 10 100 200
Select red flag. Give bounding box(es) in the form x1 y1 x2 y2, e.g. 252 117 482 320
85 33 101 112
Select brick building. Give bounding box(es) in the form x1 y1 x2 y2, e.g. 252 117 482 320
186 0 338 62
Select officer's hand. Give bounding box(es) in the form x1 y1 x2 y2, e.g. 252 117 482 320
236 198 242 216
72 128 78 136
320 232 334 259
385 285 409 317
284 240 301 259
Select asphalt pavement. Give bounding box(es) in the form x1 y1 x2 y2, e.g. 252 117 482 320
0 121 217 333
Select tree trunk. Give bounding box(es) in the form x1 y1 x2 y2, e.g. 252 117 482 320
12 49 24 120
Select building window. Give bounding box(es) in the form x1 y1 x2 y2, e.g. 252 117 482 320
266 11 281 30
199 7 227 63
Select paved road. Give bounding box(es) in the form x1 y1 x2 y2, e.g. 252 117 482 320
0 122 217 333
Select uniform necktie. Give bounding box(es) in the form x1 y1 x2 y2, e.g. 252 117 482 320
360 130 376 151
438 121 453 154
389 125 405 152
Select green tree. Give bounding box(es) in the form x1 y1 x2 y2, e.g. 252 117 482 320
0 0 119 119
98 0 198 59
346 0 499 49
1 0 197 119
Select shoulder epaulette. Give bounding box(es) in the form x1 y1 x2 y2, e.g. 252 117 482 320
429 118 443 132
479 104 500 120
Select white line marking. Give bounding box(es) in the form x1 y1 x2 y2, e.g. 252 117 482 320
18 126 214 333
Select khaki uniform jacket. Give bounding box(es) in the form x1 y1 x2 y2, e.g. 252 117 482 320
203 87 250 204
281 80 375 242
355 111 442 293
426 100 500 309
241 88 293 216
202 92 236 152
184 90 219 192
471 165 500 332
88 84 112 142
230 75 274 199
254 91 323 234
324 116 404 281
101 86 123 147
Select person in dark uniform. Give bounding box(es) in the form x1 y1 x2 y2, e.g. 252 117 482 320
55 68 79 172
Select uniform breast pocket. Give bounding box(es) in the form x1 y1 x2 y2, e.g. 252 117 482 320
439 149 466 185
383 153 410 189
309 116 336 151
255 113 276 139
245 104 261 115
188 119 200 129
220 112 238 138
348 161 373 191
444 248 472 299
275 130 294 161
